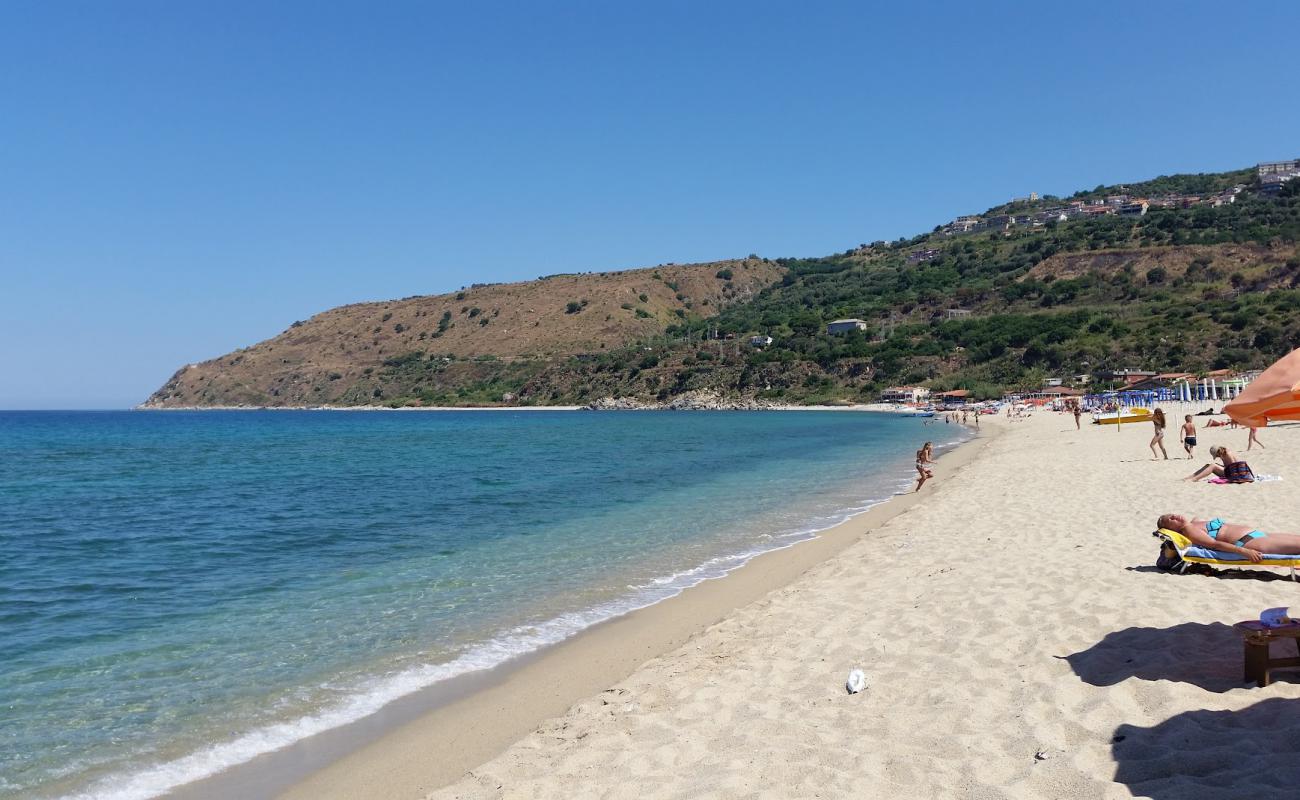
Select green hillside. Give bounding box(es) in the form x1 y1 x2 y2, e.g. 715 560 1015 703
652 175 1300 401
148 163 1300 407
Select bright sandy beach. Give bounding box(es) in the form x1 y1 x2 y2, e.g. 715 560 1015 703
278 410 1300 800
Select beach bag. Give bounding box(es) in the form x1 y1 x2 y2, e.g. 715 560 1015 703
1156 540 1186 573
1155 540 1215 576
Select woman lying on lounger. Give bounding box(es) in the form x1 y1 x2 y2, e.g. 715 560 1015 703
1156 514 1300 563
1184 445 1255 483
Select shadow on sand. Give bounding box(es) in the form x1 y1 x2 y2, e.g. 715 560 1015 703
1063 621 1279 692
1127 564 1298 583
1112 698 1300 799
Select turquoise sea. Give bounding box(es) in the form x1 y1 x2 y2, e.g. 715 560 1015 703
0 410 969 799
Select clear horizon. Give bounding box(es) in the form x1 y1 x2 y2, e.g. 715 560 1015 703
3 1 1298 409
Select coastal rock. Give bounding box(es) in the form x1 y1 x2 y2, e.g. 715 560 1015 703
586 396 654 411
662 389 779 411
587 390 781 411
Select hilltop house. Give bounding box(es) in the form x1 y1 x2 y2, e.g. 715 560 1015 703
826 319 869 334
945 308 973 320
881 386 931 404
1258 160 1300 196
749 335 773 348
1258 160 1300 177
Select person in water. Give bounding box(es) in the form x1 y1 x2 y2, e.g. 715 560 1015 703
1181 414 1197 459
1185 445 1255 483
914 441 935 492
1156 514 1300 562
1149 408 1169 460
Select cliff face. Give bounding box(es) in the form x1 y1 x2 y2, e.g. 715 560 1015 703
142 258 784 407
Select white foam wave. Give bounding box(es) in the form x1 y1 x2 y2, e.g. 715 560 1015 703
60 442 967 800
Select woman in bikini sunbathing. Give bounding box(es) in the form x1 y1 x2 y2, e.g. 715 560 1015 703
1156 514 1300 563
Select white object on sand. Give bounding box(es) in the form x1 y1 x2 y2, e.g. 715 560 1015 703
845 669 866 694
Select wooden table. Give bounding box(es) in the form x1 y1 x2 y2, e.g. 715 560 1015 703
1233 620 1300 687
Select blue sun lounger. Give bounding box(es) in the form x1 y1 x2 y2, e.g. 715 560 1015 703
1155 529 1300 576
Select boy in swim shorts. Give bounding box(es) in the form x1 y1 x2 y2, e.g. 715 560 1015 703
1181 415 1197 459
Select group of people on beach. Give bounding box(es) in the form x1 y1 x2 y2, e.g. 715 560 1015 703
1146 407 1262 482
1142 402 1291 559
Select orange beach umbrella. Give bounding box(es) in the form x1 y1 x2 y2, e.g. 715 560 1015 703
1224 348 1300 428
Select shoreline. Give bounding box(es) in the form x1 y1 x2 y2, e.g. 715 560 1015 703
162 424 989 800
130 402 915 413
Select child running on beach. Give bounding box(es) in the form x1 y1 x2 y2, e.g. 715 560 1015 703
1181 415 1197 459
914 441 935 492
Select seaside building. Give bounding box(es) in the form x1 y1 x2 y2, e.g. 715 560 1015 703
1027 386 1085 400
1094 369 1157 386
936 389 970 405
881 386 931 403
1127 372 1194 391
826 319 869 334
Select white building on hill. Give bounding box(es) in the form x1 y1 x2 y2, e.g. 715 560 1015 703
826 319 869 334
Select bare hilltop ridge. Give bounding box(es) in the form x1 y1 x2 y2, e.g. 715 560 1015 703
143 259 783 408
145 160 1300 408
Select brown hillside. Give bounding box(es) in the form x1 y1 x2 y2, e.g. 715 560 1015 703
1024 243 1293 283
143 258 784 407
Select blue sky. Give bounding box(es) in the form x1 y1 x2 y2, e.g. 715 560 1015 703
3 1 1298 408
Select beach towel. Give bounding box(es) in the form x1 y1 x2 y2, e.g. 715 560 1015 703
1208 474 1282 483
1154 529 1300 573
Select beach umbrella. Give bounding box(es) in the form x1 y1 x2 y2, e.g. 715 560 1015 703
1224 348 1300 427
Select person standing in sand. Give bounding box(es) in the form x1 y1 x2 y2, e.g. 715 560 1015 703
1149 408 1169 460
1180 414 1197 459
914 441 935 492
1072 401 1081 430
1247 426 1265 451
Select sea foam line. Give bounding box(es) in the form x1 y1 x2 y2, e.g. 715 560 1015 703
61 439 966 800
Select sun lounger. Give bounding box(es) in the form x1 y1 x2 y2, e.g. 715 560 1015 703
1154 529 1300 575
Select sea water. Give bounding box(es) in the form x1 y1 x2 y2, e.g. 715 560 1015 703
0 410 969 799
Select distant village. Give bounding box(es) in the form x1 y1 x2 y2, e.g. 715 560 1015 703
743 159 1299 406
894 160 1300 265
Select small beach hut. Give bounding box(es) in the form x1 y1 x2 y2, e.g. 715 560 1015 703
1223 348 1300 427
